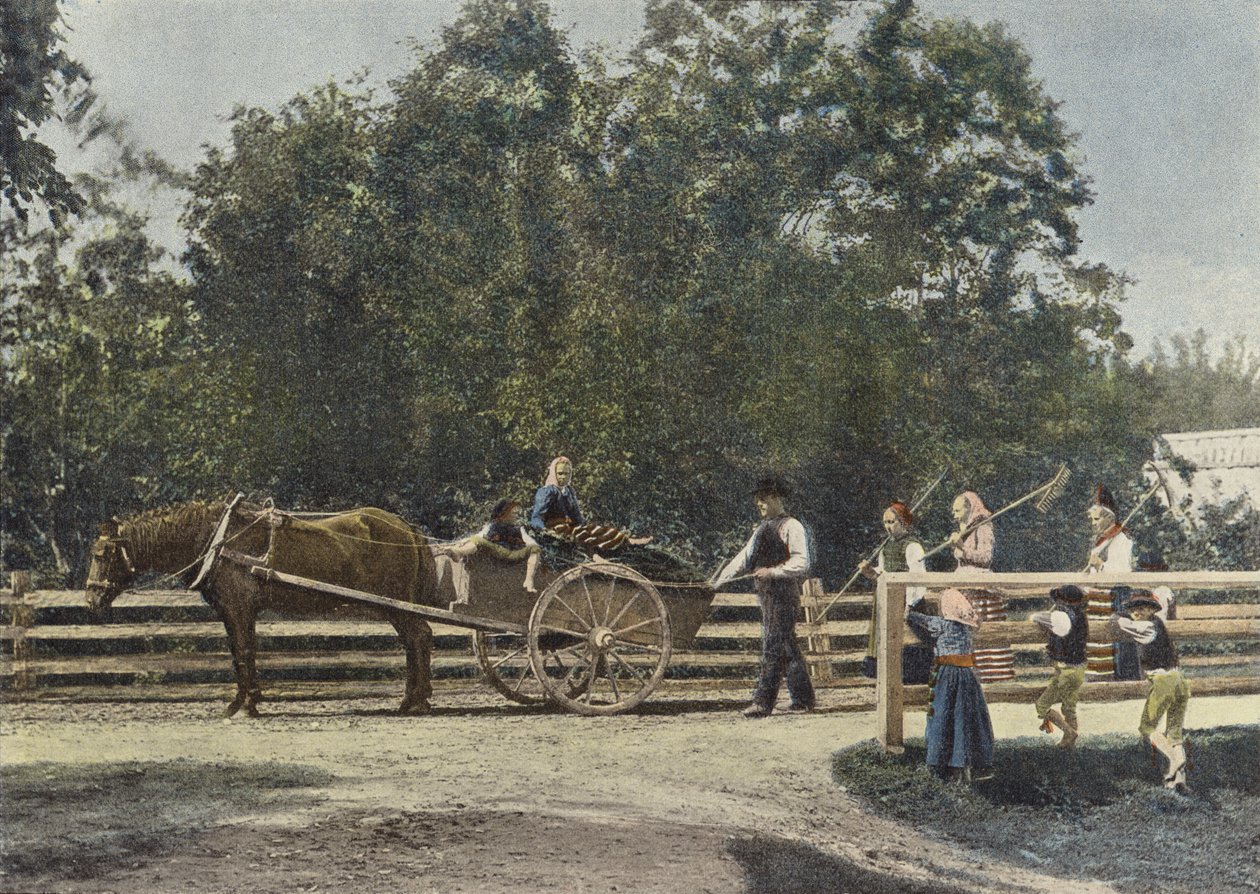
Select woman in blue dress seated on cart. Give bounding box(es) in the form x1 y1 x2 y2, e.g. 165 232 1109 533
530 456 650 553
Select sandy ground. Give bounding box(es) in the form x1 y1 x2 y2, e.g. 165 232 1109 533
2 686 1258 894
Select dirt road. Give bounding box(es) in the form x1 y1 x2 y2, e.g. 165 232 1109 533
4 687 1256 893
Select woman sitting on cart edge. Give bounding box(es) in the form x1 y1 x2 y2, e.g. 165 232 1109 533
530 456 651 552
440 499 541 593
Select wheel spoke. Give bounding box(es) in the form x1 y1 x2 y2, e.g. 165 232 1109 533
550 593 592 631
490 645 529 670
580 575 598 628
510 664 536 694
537 622 586 637
608 649 649 685
607 589 642 629
604 660 622 702
613 616 663 637
610 641 664 661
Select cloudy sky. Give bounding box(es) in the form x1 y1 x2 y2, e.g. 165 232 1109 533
54 0 1260 356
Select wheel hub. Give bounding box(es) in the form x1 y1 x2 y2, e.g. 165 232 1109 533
590 626 616 652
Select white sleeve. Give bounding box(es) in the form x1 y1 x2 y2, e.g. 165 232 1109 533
714 531 756 587
1154 586 1174 621
520 527 538 548
476 524 492 537
1030 610 1070 637
1102 533 1135 573
1113 615 1157 644
770 519 810 579
903 541 926 606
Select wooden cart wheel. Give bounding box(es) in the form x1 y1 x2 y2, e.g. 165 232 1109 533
528 562 671 716
472 630 586 706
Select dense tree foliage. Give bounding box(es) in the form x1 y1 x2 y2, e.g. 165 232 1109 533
0 0 87 222
3 0 1257 586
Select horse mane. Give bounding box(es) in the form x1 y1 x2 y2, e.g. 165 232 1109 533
117 493 234 573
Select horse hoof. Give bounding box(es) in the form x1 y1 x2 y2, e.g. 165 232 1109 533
398 700 431 716
224 701 242 718
245 705 261 718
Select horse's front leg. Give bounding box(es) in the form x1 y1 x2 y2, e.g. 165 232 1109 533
219 596 261 719
239 608 262 717
392 615 433 715
215 600 249 718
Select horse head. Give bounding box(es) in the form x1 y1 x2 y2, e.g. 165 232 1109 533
85 519 135 611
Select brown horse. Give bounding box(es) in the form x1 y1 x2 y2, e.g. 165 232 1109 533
84 496 438 717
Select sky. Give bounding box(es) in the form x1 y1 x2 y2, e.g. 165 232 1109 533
51 0 1260 357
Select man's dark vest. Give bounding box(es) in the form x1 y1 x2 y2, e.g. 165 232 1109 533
1138 617 1179 671
750 517 790 570
1047 603 1088 664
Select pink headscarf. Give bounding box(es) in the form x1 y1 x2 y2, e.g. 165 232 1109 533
940 588 980 628
544 456 573 488
957 491 991 524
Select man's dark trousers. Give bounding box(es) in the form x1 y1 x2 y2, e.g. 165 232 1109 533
753 581 815 709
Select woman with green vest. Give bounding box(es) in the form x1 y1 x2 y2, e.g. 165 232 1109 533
859 501 932 683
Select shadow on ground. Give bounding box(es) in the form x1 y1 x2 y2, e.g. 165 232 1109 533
0 760 332 881
832 724 1260 894
727 835 974 894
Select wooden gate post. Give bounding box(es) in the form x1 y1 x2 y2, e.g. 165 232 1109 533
801 578 834 684
11 570 35 691
876 577 906 753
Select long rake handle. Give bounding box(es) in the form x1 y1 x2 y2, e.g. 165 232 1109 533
921 479 1057 561
817 468 948 618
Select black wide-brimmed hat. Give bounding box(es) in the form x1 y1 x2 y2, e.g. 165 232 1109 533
1049 585 1087 605
1124 589 1162 611
752 476 792 499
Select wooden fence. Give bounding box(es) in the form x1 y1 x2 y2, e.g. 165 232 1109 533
873 571 1260 751
3 570 1257 712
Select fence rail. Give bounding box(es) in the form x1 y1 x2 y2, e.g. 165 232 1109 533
3 570 1258 712
873 571 1260 751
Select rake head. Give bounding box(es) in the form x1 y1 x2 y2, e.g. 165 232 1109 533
1034 464 1071 513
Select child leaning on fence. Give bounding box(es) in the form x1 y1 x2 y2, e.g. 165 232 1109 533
905 588 995 782
1110 589 1192 792
1029 584 1089 749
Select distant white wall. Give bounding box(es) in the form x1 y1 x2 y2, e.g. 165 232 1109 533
1147 427 1260 519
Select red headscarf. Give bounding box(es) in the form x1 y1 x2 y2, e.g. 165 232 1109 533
887 501 914 528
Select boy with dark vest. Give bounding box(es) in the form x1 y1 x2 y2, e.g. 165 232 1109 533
714 476 815 717
1030 585 1089 748
1111 589 1191 791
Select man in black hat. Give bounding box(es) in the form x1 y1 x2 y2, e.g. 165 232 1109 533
714 476 815 717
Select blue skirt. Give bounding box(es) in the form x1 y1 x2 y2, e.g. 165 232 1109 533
925 664 995 770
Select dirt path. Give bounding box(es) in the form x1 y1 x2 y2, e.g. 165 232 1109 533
4 688 1256 893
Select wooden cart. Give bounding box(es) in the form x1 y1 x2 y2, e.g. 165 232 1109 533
247 548 715 716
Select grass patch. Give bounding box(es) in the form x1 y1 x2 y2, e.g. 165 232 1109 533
833 725 1260 894
0 760 333 881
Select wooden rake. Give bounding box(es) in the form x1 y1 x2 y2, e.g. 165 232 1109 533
921 463 1071 562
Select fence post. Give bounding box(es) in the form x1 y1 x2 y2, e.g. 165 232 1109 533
11 570 35 691
801 578 834 684
876 577 905 753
